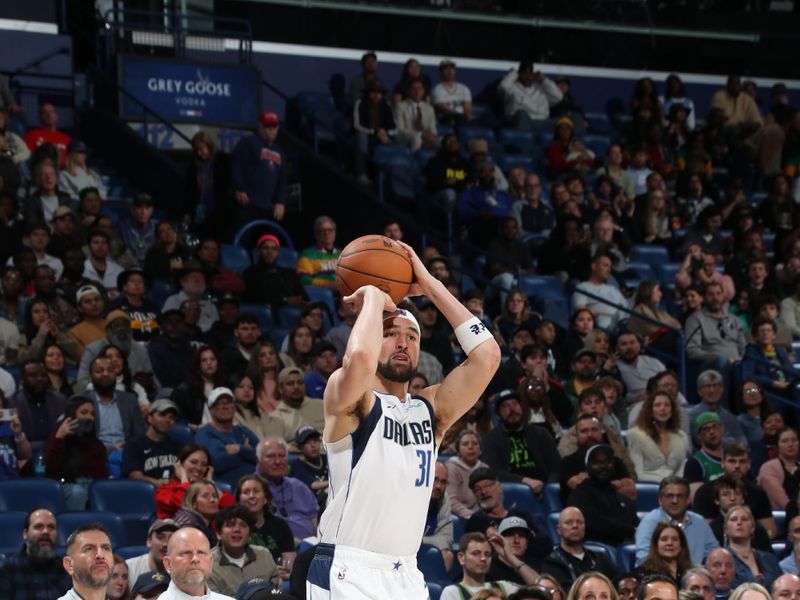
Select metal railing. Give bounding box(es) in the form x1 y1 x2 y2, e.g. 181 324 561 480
570 285 687 396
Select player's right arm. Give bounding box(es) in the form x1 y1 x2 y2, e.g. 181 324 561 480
322 286 395 442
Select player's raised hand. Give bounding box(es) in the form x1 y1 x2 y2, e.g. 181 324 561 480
343 285 396 315
395 241 435 297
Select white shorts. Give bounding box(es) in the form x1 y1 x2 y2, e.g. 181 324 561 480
306 543 430 600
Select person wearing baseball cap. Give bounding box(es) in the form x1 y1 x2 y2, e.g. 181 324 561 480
242 231 309 309
108 269 160 343
230 106 287 233
131 571 170 599
274 367 325 446
566 443 637 546
195 387 260 487
121 398 182 488
125 519 180 591
432 57 475 126
291 425 328 504
684 412 725 490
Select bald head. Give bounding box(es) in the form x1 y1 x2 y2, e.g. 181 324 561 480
166 527 209 555
557 506 585 548
773 574 800 600
163 528 212 595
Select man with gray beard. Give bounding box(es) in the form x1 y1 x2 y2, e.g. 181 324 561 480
160 527 234 599
76 309 156 391
57 523 114 600
0 508 72 598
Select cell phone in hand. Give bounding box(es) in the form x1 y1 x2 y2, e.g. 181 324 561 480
0 408 17 422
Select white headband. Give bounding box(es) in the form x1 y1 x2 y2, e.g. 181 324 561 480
383 308 420 334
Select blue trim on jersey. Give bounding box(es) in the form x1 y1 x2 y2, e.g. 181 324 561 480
308 543 335 591
350 396 384 470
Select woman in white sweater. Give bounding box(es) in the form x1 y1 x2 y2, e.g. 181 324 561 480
626 391 690 482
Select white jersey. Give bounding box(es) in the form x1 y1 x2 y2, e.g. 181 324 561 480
317 391 438 557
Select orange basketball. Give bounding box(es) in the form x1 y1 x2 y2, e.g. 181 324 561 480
336 235 413 303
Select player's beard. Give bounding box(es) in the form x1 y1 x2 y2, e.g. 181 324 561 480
377 360 416 383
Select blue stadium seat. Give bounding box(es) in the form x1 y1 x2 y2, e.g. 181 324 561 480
415 147 437 168
635 483 660 512
148 279 174 308
763 232 776 254
233 220 295 250
498 128 535 154
586 112 611 134
305 285 336 316
0 511 27 554
296 91 334 114
88 480 156 546
373 144 413 166
457 126 496 149
632 245 670 268
278 247 299 269
169 423 194 448
626 262 656 281
239 303 275 332
658 263 682 288
543 482 562 513
583 135 611 158
288 452 301 474
115 545 149 559
498 154 535 174
501 482 545 516
547 512 559 541
57 511 127 548
5 365 20 384
215 481 233 494
518 275 565 299
772 541 787 558
277 306 303 329
417 544 449 585
0 479 65 514
427 582 443 600
774 510 786 536
750 191 768 206
619 543 637 571
451 514 463 550
220 244 251 273
584 541 619 570
101 199 130 222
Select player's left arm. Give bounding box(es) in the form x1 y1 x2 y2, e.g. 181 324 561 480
396 242 501 438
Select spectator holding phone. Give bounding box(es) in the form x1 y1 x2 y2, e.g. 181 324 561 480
0 390 32 479
44 394 108 510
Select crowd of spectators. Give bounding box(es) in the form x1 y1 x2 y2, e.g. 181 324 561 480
0 55 798 600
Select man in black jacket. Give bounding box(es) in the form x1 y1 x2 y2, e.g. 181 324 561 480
242 234 308 311
566 444 638 546
425 132 470 221
541 506 618 591
481 388 561 498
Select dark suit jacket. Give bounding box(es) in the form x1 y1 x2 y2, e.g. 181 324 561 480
88 390 146 447
23 191 72 224
8 390 67 445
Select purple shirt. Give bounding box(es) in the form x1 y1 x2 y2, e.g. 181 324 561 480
265 475 318 539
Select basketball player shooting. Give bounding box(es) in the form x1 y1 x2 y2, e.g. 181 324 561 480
306 241 501 600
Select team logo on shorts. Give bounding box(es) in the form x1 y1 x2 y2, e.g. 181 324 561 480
337 568 347 580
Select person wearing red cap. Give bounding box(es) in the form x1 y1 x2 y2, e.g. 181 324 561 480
230 110 287 231
242 234 308 310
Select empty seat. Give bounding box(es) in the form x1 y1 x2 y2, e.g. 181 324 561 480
277 306 303 329
583 134 611 158
57 511 127 548
417 544 448 585
305 285 336 317
88 480 156 546
633 245 670 268
220 244 251 273
635 483 661 512
498 128 535 154
427 582 443 600
501 482 545 516
0 479 65 514
584 540 619 570
658 263 682 287
543 482 562 513
626 262 656 281
169 423 195 448
618 543 637 571
586 112 611 134
0 511 27 554
373 144 413 166
498 154 535 174
518 275 565 299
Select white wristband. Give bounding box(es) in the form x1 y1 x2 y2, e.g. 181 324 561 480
455 317 494 355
